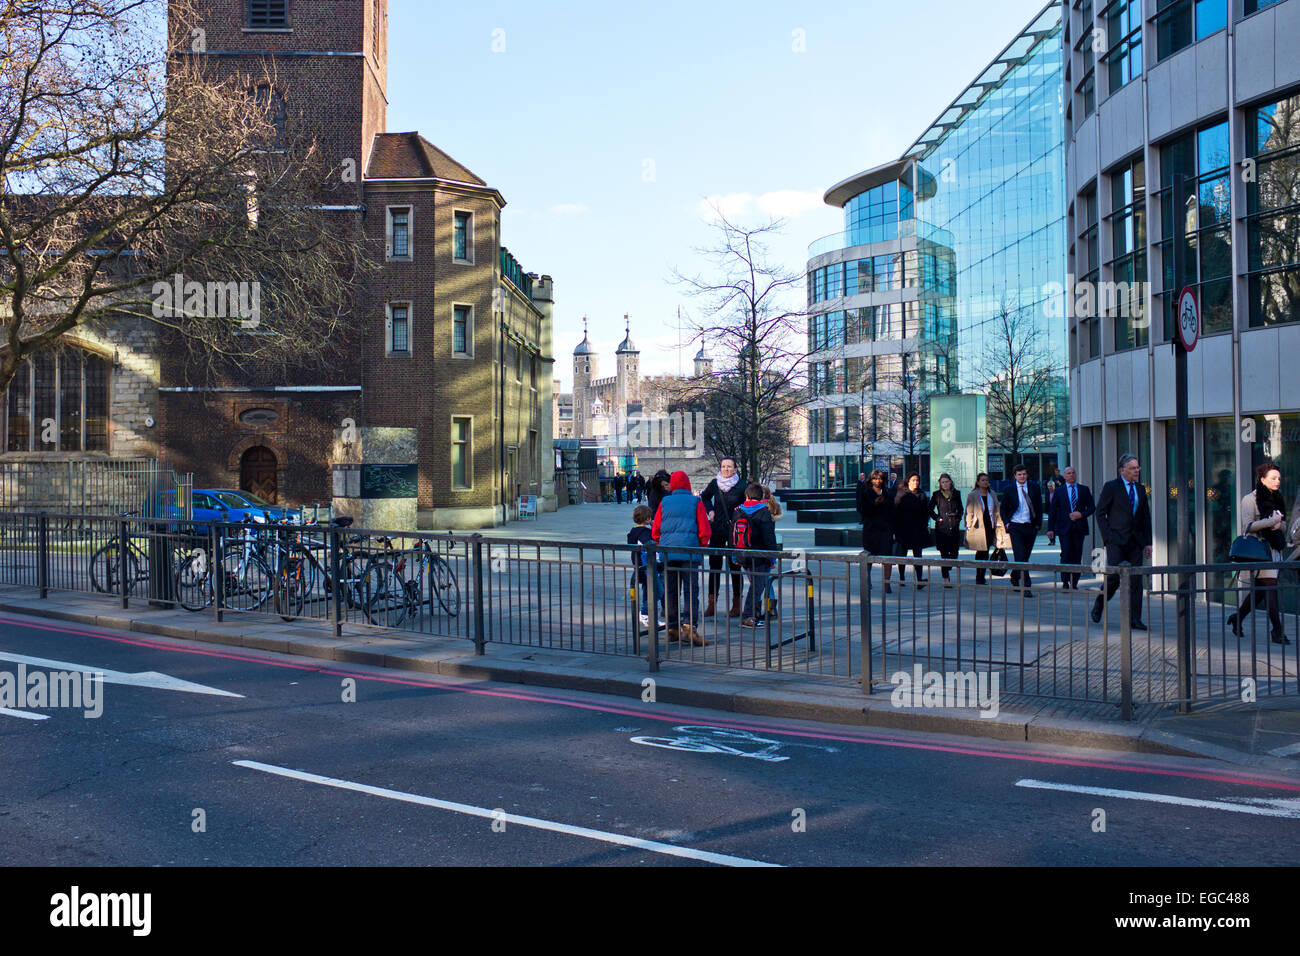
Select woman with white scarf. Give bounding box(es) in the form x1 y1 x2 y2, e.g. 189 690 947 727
700 458 747 617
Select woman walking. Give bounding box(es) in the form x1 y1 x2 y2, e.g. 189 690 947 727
893 472 929 586
964 472 1007 585
857 469 896 594
699 457 746 617
1229 462 1290 644
929 473 963 584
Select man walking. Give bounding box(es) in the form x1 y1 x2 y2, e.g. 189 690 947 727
613 472 626 504
999 463 1041 594
1047 465 1095 589
1091 454 1152 630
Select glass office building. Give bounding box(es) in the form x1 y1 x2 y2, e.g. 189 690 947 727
806 2 1067 488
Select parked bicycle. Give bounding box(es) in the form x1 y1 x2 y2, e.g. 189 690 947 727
270 516 393 625
363 536 461 628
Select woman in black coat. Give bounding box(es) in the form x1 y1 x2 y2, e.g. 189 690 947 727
893 472 929 586
699 458 747 617
857 469 896 593
928 472 963 584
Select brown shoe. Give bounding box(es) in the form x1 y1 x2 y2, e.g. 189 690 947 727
703 595 716 617
686 624 709 646
728 591 743 618
666 628 681 643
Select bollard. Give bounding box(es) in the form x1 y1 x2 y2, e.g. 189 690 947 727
329 525 343 638
37 512 49 599
859 551 872 694
118 517 130 610
1119 564 1133 720
212 522 223 623
471 533 486 655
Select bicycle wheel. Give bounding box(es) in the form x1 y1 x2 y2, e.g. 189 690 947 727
90 541 141 595
274 559 307 622
361 558 410 627
220 551 272 610
174 550 213 612
430 556 461 617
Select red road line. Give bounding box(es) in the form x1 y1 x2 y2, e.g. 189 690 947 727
5 612 1300 792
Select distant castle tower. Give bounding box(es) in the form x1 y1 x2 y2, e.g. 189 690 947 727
615 315 640 408
573 316 595 438
694 344 713 378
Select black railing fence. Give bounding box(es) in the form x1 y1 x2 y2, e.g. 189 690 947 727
2 510 1298 718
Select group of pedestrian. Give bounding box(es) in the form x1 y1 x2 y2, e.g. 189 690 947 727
856 463 1099 596
627 458 785 644
611 472 647 504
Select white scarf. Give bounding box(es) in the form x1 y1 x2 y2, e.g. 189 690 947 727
716 471 740 493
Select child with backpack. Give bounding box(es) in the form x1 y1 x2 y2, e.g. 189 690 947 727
731 483 781 627
627 505 664 630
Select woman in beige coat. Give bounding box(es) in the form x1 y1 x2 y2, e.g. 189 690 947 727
1229 462 1289 644
964 472 1009 585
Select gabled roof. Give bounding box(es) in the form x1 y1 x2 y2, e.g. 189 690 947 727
366 132 488 185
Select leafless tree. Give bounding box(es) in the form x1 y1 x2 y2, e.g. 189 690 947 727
980 298 1059 465
672 207 808 483
0 0 372 394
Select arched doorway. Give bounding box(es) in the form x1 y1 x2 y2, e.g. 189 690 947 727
240 446 278 503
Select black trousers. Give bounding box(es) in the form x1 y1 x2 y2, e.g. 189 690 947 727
1008 523 1036 588
1094 540 1145 621
934 529 960 579
1058 531 1086 588
973 550 990 584
706 532 742 599
1238 577 1285 635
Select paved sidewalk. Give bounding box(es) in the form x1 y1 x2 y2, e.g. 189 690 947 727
3 583 1300 773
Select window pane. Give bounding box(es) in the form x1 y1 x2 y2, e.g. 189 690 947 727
391 306 408 352
7 360 29 451
84 355 107 451
33 353 55 450
1194 0 1226 39
1249 268 1300 326
454 212 469 260
59 351 82 451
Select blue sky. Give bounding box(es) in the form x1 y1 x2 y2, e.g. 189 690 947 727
387 0 1051 390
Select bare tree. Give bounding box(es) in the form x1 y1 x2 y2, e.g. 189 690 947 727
981 299 1059 465
673 207 808 483
0 0 372 394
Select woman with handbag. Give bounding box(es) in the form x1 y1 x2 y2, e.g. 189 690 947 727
1229 462 1290 644
893 472 929 587
929 473 963 584
964 472 1008 585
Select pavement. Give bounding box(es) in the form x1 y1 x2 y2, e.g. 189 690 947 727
5 577 1300 776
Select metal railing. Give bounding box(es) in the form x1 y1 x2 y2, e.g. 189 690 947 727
2 508 1298 718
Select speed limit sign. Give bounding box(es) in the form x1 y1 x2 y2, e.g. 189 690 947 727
1177 287 1199 351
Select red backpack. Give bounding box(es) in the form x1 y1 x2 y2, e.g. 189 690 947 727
731 508 754 550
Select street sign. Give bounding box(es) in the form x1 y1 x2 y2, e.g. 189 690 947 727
1177 286 1199 352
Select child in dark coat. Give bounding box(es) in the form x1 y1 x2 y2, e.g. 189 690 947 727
732 483 781 626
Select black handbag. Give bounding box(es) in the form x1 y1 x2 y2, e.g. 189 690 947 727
989 547 1009 577
1229 535 1271 563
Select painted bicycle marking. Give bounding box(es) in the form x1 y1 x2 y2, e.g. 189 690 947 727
628 724 839 762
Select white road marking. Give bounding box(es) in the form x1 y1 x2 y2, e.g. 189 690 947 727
1016 778 1300 818
629 724 839 762
0 707 49 721
0 651 242 698
1267 741 1300 758
233 760 780 867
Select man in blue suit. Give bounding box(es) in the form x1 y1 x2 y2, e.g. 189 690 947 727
1046 465 1095 589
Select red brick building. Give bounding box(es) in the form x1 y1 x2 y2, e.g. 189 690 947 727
152 0 555 527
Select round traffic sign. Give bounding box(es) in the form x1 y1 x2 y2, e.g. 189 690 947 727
1177 287 1199 351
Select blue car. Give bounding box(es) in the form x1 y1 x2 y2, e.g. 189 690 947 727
140 489 300 534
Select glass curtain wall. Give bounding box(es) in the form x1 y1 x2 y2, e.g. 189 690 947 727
912 16 1067 465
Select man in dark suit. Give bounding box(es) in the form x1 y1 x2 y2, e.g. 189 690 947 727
1091 454 1153 630
1047 465 1095 589
999 463 1042 593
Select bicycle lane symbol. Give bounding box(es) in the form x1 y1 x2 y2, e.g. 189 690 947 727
628 725 839 763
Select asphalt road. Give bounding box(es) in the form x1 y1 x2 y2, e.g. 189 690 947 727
2 610 1300 867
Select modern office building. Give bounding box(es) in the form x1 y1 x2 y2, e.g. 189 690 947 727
806 2 1068 488
1064 0 1300 565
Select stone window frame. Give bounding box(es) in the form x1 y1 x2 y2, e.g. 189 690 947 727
386 301 412 357
451 415 473 491
386 205 413 261
452 209 474 265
